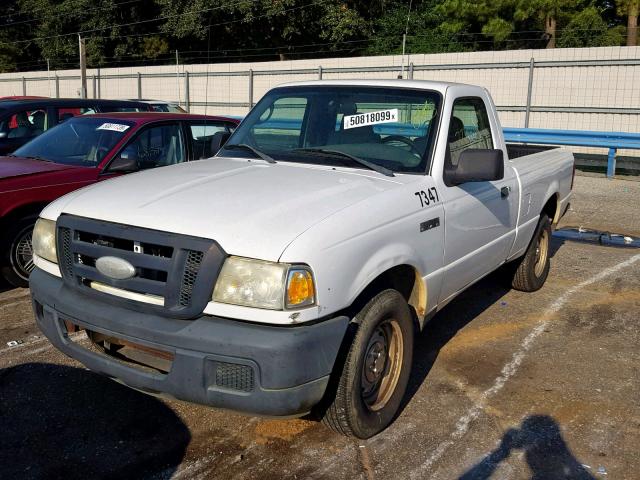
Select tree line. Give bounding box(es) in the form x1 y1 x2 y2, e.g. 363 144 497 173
0 0 637 72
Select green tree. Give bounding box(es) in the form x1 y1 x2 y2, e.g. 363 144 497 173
16 0 162 69
156 0 370 60
0 1 25 72
617 0 639 45
557 6 625 46
514 0 583 48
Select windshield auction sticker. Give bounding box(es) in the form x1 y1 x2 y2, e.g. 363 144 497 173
97 123 131 132
343 109 398 130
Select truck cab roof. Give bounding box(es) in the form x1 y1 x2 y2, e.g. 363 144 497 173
276 79 474 93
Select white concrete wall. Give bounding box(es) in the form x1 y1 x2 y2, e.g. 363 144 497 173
2 46 639 156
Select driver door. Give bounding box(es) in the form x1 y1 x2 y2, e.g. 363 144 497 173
438 96 518 303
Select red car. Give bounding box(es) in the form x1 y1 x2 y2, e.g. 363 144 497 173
0 112 239 286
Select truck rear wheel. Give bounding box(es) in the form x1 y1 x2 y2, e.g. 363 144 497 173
510 214 551 292
1 216 37 288
322 289 414 439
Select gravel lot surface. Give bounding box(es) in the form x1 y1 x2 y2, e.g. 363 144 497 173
1 173 638 479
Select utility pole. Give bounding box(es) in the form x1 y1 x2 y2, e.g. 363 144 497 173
78 35 87 99
176 50 181 106
399 0 413 79
399 34 407 79
47 58 51 97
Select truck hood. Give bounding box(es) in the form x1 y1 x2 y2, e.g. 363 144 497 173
45 157 402 260
0 156 75 180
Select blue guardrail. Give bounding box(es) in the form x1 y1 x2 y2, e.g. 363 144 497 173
503 128 640 177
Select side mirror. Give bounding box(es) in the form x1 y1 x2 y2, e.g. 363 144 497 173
108 155 139 173
447 149 504 186
211 131 232 156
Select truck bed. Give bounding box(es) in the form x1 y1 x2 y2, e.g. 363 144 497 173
506 143 559 160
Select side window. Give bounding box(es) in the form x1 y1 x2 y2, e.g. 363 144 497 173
188 122 230 159
119 123 185 170
251 97 307 150
1 108 48 138
56 106 96 124
446 97 494 167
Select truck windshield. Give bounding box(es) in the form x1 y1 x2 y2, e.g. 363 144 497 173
12 117 133 166
220 86 441 174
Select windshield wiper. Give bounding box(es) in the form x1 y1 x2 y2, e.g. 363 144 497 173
293 148 395 177
223 143 276 164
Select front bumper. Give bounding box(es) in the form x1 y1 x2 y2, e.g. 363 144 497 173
30 268 349 417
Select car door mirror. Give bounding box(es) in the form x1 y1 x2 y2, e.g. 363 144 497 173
108 154 139 173
211 131 231 155
447 149 504 186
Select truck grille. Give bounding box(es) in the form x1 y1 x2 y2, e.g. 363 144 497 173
56 215 226 319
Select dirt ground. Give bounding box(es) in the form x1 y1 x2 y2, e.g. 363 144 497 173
1 173 638 480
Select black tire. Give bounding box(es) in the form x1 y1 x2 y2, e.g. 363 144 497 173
322 289 414 439
510 214 552 292
1 216 37 288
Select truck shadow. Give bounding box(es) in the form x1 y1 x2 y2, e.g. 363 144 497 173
459 414 595 479
0 362 190 480
401 235 566 414
400 269 512 413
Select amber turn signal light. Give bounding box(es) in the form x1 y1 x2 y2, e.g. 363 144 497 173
286 269 315 308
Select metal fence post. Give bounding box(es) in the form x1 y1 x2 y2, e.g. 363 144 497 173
248 69 254 108
184 71 190 112
55 75 59 98
92 75 96 99
318 66 323 80
409 62 414 80
137 72 142 99
606 148 617 178
97 68 101 98
524 57 535 128
22 77 26 96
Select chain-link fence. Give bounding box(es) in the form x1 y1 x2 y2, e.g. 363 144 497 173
1 46 639 162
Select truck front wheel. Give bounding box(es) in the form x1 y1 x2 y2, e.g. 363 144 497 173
510 214 552 292
322 289 414 438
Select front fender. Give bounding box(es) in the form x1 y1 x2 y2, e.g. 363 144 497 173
280 183 445 321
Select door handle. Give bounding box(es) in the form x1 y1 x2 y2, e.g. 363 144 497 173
501 186 511 198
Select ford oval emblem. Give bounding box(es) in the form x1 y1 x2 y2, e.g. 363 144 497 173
95 256 136 280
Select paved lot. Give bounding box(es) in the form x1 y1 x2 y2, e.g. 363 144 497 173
1 174 638 479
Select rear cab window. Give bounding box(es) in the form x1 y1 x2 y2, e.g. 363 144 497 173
108 106 147 113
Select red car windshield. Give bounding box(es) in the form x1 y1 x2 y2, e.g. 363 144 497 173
12 117 134 166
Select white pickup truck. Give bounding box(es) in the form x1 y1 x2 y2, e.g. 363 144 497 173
30 80 574 438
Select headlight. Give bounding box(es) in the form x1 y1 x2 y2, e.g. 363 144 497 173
212 256 315 310
32 218 57 264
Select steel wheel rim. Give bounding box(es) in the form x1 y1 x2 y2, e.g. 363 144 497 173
534 229 549 277
361 318 404 412
11 227 34 281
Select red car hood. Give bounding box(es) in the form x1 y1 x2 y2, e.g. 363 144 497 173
0 156 75 180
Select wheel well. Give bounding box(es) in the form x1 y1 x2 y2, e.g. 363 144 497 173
0 203 47 237
542 194 559 225
350 265 426 328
